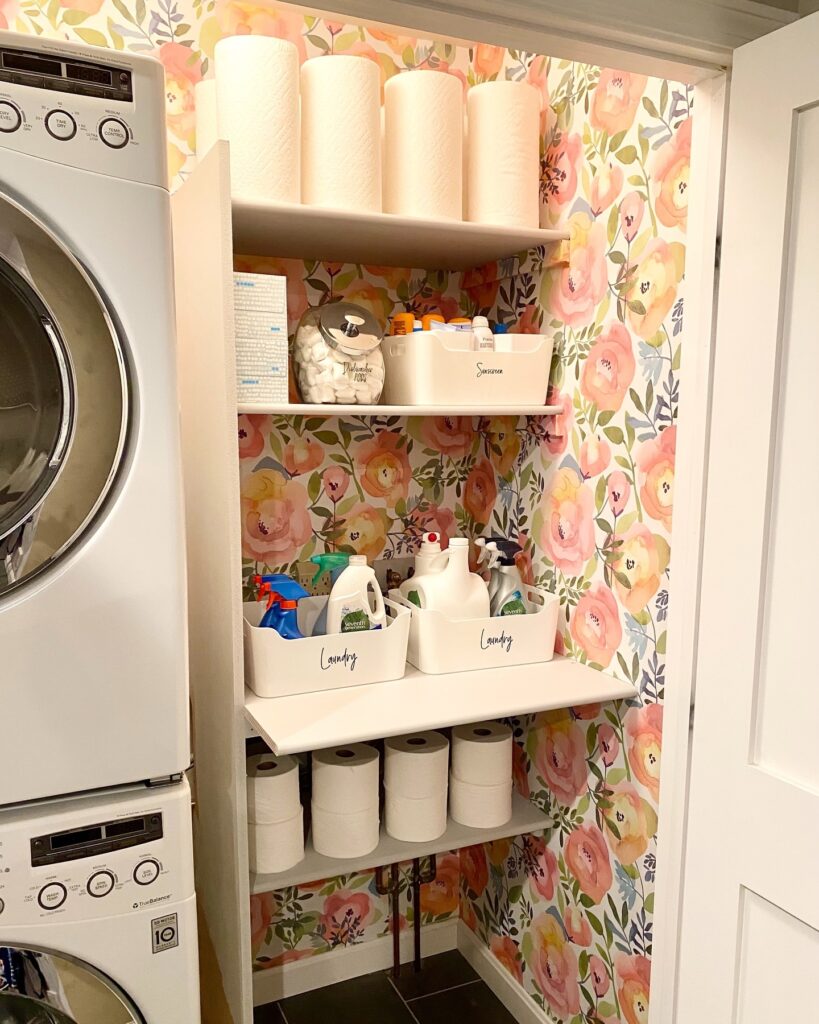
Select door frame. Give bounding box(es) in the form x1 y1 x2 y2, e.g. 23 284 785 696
189 3 733 1020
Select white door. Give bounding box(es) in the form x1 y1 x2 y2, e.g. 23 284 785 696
676 13 819 1022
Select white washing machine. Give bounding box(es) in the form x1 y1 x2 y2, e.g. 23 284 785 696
0 31 189 804
0 777 199 1023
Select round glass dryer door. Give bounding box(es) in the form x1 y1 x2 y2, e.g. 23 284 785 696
0 947 143 1022
0 192 129 594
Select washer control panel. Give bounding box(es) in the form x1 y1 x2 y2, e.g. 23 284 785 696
0 31 166 187
0 781 194 925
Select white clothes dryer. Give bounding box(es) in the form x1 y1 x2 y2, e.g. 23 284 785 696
0 777 200 1023
0 31 189 804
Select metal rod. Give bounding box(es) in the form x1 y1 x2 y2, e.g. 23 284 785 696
412 857 422 972
391 862 400 979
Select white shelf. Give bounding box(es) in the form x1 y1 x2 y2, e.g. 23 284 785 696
250 793 548 893
244 656 636 756
237 402 561 416
232 197 569 271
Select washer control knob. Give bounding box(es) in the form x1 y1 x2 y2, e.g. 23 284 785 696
0 101 22 134
0 897 5 914
45 109 77 141
37 882 67 910
99 117 129 150
87 870 116 898
133 859 160 886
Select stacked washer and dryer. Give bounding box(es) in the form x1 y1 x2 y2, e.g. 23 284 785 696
0 31 200 1023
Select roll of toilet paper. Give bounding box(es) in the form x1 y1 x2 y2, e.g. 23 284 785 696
311 802 380 858
312 743 380 813
248 809 304 874
301 55 381 212
385 787 448 842
246 753 301 824
215 35 300 203
385 731 449 799
451 721 513 787
195 79 220 160
466 81 540 228
384 70 463 220
449 775 512 828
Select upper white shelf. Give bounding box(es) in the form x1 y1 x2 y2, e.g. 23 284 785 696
238 402 561 416
244 656 636 755
232 197 569 271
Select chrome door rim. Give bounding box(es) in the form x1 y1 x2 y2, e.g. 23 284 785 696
0 252 76 543
0 944 146 1023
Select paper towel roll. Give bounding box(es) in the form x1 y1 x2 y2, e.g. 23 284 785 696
311 802 380 858
384 70 463 220
248 810 304 874
246 753 301 824
301 55 381 212
467 81 540 228
451 721 513 787
195 79 220 160
215 35 300 203
385 787 447 842
312 743 380 813
449 775 512 828
385 731 449 798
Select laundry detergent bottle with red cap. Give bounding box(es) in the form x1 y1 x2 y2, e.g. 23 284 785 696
400 532 448 607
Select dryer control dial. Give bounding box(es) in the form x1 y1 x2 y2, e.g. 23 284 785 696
45 109 77 141
99 117 129 149
0 100 21 133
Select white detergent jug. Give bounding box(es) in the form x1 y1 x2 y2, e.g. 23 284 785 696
408 537 490 620
326 555 387 633
400 532 448 606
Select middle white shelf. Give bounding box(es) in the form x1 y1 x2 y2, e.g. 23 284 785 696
238 402 562 416
250 792 549 893
244 656 636 755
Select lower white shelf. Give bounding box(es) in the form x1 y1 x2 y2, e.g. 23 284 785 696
250 793 547 893
244 655 636 756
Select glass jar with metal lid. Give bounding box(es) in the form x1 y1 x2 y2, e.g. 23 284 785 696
293 300 385 405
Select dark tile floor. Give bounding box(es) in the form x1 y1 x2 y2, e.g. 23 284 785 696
253 950 519 1024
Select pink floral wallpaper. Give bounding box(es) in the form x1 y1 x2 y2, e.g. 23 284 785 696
6 3 688 1020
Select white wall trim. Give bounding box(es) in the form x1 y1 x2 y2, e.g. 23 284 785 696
252 920 458 1006
306 0 795 79
457 923 545 1024
648 73 728 1024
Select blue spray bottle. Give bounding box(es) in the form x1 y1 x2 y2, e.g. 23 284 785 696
267 578 309 639
254 573 292 630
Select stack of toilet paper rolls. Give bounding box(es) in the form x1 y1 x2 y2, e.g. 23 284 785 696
246 753 304 874
384 731 449 841
450 721 513 827
311 744 380 858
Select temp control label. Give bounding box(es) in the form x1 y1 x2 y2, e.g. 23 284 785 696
151 912 179 954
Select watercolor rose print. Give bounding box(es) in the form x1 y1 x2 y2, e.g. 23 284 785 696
9 2 686 1018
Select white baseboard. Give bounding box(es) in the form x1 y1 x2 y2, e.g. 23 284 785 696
457 922 545 1024
253 919 458 1006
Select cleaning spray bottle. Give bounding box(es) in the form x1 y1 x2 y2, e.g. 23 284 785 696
399 532 448 607
475 538 501 606
309 553 350 636
325 554 386 634
489 538 528 616
265 578 309 639
407 537 490 620
253 573 293 630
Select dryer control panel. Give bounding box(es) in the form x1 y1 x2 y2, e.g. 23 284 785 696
0 779 194 925
0 31 167 188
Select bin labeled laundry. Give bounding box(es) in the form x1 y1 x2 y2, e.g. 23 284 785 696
390 584 559 675
243 597 409 698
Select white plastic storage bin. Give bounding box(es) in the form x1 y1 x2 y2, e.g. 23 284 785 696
381 330 554 406
390 585 559 674
244 597 410 698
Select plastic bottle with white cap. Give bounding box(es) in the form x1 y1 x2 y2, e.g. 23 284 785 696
472 315 495 351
